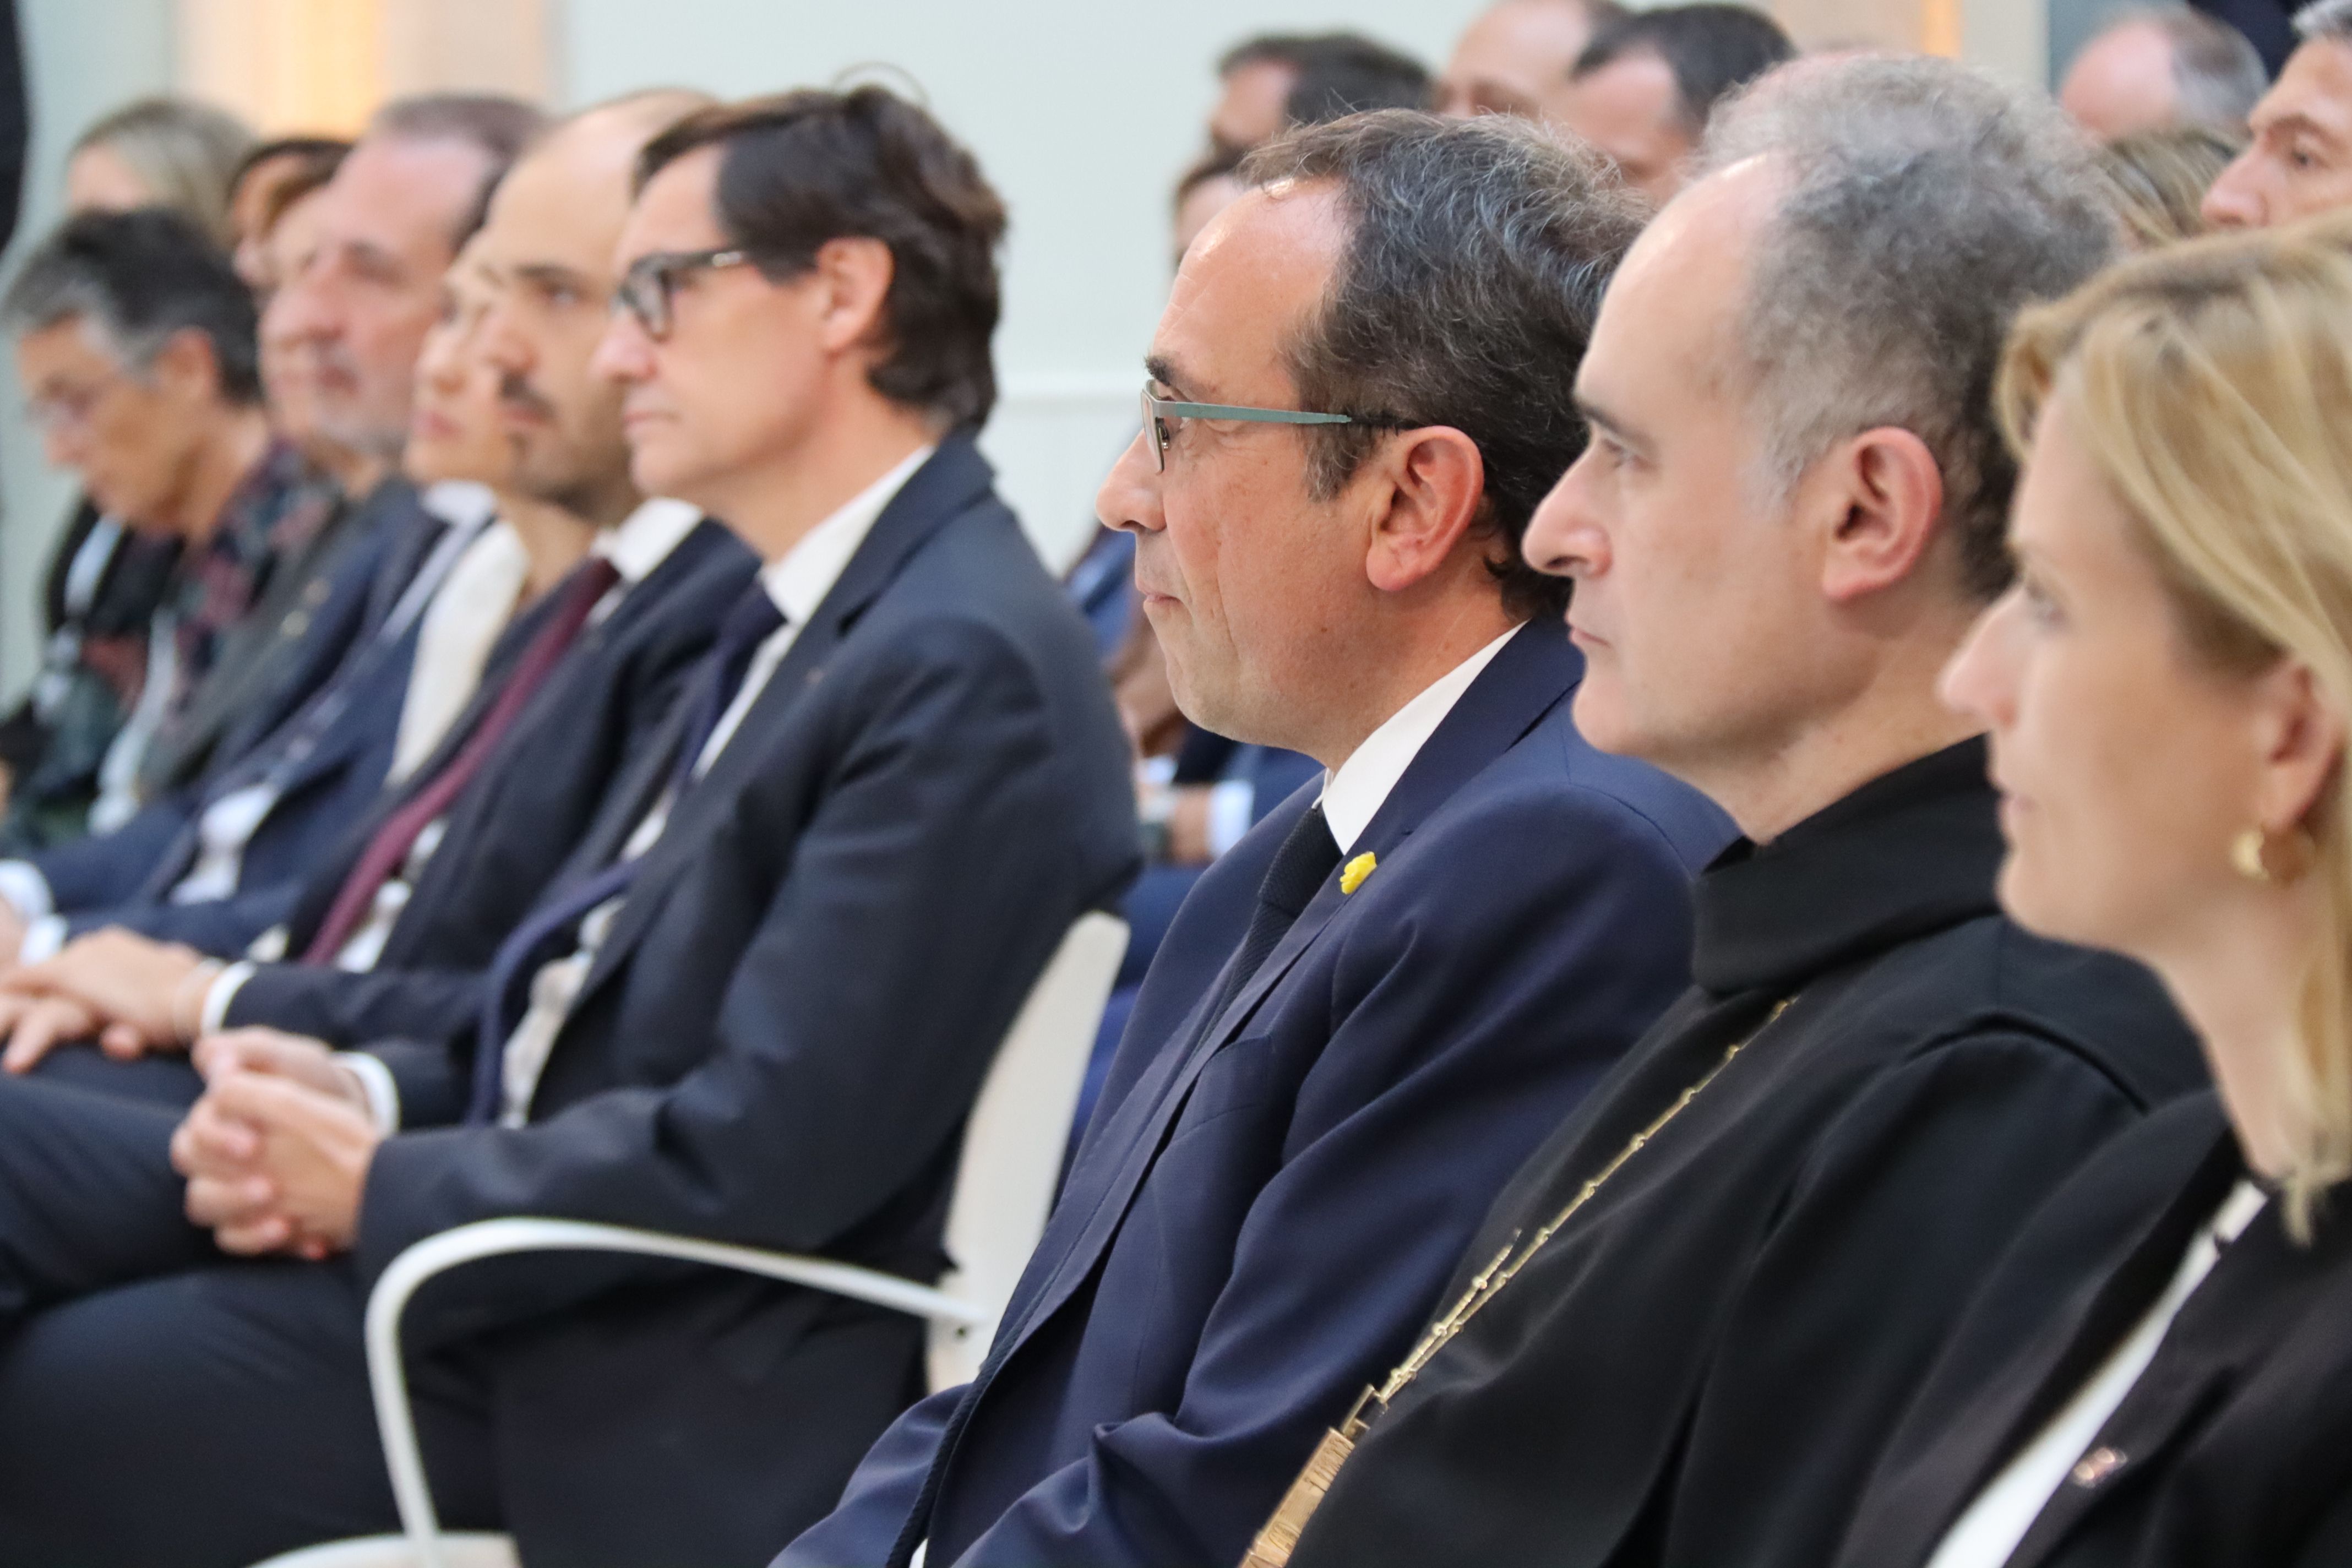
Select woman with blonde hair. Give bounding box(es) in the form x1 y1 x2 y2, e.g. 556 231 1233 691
1833 217 2352 1566
64 95 253 248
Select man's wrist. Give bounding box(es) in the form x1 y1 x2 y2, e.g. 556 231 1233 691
199 961 257 1036
335 1051 402 1136
170 957 226 1043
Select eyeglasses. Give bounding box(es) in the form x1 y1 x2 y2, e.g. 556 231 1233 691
613 247 754 341
1140 385 1364 472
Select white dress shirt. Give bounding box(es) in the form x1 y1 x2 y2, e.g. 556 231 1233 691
201 499 709 1049
489 449 932 1129
1925 1178 2269 1568
1319 624 1520 854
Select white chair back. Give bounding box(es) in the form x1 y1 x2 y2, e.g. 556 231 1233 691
927 910 1128 1389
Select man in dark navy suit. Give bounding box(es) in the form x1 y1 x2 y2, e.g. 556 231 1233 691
783 110 1730 1568
0 88 1136 1568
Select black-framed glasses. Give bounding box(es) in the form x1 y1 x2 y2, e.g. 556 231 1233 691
614 247 755 340
1141 385 1363 472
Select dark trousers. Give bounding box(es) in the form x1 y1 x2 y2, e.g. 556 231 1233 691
0 1049 498 1567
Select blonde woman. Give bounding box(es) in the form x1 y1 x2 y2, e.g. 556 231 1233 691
65 96 253 248
1835 219 2352 1566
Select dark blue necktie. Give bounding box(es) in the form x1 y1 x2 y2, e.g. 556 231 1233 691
465 585 788 1124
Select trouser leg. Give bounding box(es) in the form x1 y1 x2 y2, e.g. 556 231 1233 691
0 1256 499 1568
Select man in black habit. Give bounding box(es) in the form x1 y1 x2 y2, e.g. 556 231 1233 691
1263 57 2212 1568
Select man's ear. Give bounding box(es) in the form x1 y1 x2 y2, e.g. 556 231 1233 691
1364 426 1487 595
1815 424 1946 604
145 327 223 407
811 236 897 357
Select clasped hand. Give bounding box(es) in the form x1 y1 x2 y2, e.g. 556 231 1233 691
0 928 214 1072
169 1028 382 1259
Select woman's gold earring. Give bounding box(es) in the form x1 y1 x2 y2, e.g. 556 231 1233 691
2232 827 2274 884
2233 825 2318 886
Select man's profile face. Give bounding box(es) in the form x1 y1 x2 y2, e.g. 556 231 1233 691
1560 52 1695 206
1095 184 1364 752
2057 22 2184 141
469 117 640 519
1211 59 1299 154
265 135 489 461
1522 165 1823 781
1436 0 1601 125
2203 37 2352 227
595 146 834 521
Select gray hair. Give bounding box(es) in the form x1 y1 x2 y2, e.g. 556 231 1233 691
1700 57 2119 598
1242 110 1646 620
366 93 549 248
2 207 262 404
70 96 255 249
2089 7 2269 131
2297 0 2352 41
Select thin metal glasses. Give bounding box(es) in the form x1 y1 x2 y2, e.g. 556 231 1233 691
614 247 754 340
1141 385 1360 472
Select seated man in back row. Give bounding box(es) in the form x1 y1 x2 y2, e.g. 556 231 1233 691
0 86 1138 1568
785 108 1730 1568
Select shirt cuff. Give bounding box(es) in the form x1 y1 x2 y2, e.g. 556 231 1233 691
201 961 257 1036
337 1050 401 1136
0 859 55 925
1206 778 1257 858
17 916 66 965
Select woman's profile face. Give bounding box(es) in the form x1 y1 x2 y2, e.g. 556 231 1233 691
404 247 518 491
1940 395 2278 965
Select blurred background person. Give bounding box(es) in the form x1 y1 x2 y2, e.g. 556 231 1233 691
0 210 323 853
1836 215 2352 1568
2203 0 2352 225
1436 0 1626 124
2059 7 2269 141
224 135 349 295
1205 31 1430 155
1560 4 1796 206
62 95 253 247
2099 123 2244 243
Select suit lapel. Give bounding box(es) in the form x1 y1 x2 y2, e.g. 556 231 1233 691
564 440 995 1011
997 621 1584 1364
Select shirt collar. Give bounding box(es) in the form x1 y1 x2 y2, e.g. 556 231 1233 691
594 497 703 584
758 444 935 626
1319 623 1521 854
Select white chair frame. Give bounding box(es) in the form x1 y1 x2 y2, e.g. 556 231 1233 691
253 911 1129 1568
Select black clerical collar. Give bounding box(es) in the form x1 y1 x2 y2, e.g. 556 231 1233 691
1691 737 2005 997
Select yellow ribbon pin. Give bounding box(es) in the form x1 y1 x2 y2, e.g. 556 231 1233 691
1340 852 1378 895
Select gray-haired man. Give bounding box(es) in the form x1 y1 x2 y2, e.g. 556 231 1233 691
2058 6 2267 140
1274 56 2208 1568
2206 0 2352 224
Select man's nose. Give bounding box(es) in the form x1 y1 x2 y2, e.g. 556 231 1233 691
1096 429 1164 535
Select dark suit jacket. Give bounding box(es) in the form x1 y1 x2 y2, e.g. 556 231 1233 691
1839 1091 2352 1568
784 622 1734 1568
221 519 755 1035
28 493 450 955
137 473 404 799
351 437 1139 1567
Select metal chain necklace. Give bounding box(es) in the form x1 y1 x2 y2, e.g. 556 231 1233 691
1239 998 1795 1568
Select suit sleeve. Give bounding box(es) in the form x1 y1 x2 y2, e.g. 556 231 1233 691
72 881 299 957
923 785 1702 1568
26 793 197 913
353 615 1119 1342
1661 1029 2158 1568
224 962 484 1060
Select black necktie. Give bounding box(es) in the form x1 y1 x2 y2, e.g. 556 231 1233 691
1202 803 1343 1029
672 585 789 790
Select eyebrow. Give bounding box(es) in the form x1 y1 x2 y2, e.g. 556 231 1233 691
2266 110 2348 148
1576 394 1647 453
1142 353 1191 400
514 262 594 293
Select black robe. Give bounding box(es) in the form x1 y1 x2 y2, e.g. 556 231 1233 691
1284 739 2210 1568
1838 1091 2352 1568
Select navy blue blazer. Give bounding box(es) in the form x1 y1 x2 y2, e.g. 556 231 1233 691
345 437 1140 1566
25 489 445 954
219 519 755 1036
784 620 1734 1568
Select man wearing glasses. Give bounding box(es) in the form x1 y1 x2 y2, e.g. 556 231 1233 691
0 88 1138 1568
786 110 1729 1568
